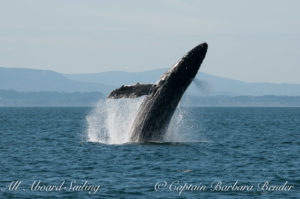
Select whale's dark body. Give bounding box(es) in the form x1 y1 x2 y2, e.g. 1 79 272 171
108 43 208 142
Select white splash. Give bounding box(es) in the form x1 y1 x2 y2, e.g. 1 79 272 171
86 97 144 144
165 105 209 143
164 106 191 142
86 97 205 144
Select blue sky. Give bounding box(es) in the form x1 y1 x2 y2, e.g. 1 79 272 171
0 0 299 83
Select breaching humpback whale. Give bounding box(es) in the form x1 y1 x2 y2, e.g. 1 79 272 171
108 43 208 142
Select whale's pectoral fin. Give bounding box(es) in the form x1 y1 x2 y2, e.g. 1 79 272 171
107 83 154 99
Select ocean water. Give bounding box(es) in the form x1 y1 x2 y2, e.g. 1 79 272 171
0 106 299 198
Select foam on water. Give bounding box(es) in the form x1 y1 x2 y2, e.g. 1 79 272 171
86 98 204 144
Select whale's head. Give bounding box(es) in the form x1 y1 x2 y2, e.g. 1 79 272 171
157 43 208 91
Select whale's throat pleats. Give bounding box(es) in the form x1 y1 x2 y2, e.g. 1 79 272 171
108 83 155 99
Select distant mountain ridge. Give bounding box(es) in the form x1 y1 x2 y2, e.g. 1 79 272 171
1 90 300 107
0 67 113 94
0 90 103 107
64 68 300 96
1 66 300 106
1 66 300 96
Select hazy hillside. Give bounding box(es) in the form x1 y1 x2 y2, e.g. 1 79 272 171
64 69 300 96
0 67 113 94
1 66 300 96
1 90 299 107
182 95 300 107
64 69 165 87
0 90 103 107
